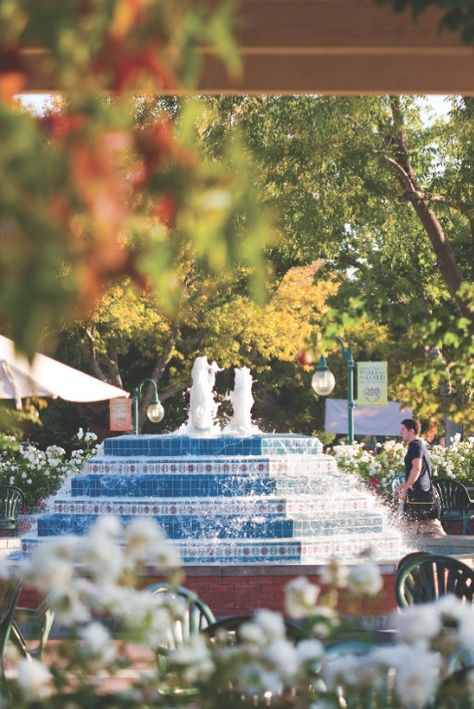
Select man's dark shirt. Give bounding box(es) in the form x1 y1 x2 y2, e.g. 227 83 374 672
404 439 432 492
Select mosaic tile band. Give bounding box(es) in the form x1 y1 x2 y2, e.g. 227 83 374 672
23 433 404 564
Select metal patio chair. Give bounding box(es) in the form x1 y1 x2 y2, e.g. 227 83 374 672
0 485 25 536
395 553 474 608
432 478 474 535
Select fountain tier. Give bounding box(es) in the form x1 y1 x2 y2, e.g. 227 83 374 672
23 433 403 564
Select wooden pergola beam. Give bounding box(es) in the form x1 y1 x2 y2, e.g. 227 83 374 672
20 0 474 94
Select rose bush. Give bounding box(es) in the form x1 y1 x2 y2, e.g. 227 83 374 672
0 518 473 706
0 429 98 513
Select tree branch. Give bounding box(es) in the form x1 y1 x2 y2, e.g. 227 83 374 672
83 328 109 382
137 322 180 431
383 99 472 321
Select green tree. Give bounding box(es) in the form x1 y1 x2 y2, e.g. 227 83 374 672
199 96 473 426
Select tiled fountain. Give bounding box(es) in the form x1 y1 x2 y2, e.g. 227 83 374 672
22 358 403 564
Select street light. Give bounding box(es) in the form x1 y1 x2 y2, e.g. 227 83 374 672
132 378 164 435
311 356 336 396
311 337 355 444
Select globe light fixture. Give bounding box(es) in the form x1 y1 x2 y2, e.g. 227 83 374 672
147 401 165 423
311 338 356 444
311 356 336 396
132 378 164 434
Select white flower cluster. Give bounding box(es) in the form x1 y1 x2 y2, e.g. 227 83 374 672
328 437 474 498
2 517 474 706
0 430 98 512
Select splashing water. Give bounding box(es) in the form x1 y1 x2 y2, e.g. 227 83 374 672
22 357 406 564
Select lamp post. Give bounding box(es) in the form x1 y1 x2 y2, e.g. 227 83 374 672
132 378 164 435
311 337 355 444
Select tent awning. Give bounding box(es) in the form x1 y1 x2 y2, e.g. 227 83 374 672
0 334 129 407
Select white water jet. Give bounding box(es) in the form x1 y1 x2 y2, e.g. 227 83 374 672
224 367 260 435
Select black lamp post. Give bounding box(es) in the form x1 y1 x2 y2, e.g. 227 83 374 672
311 337 355 444
132 378 164 435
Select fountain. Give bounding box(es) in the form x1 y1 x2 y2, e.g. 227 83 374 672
21 357 404 565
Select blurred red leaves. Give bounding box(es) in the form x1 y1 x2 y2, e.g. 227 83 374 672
97 42 176 93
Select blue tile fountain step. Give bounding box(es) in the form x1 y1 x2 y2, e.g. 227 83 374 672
22 533 402 564
71 474 337 498
37 513 384 539
52 494 373 517
103 434 322 458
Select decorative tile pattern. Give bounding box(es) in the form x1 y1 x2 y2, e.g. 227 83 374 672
24 432 403 565
83 456 337 477
51 495 373 517
22 532 401 565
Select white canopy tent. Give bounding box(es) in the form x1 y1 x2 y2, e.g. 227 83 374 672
325 399 412 437
0 334 129 409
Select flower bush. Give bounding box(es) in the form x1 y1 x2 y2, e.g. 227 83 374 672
328 436 474 502
430 435 474 486
0 429 98 513
1 517 474 706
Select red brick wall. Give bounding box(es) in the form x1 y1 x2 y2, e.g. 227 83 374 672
146 566 398 619
19 566 398 618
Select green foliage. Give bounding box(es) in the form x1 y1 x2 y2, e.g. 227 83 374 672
0 430 98 512
199 96 472 429
0 1 274 359
375 0 474 45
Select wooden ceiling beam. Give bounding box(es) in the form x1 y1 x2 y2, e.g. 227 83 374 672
19 0 474 94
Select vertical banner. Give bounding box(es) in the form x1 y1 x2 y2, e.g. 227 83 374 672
357 362 388 407
109 397 132 431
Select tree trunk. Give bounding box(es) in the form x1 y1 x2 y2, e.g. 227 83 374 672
384 97 472 322
137 322 180 432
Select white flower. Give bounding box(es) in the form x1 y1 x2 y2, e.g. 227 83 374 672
393 644 441 708
395 604 442 644
84 431 98 442
77 427 84 440
146 539 182 571
48 586 91 626
323 654 363 689
81 537 124 583
348 561 382 596
169 635 214 683
318 560 349 589
16 658 52 701
125 518 165 562
285 576 320 618
240 610 286 646
296 638 324 665
89 515 123 540
80 622 116 668
264 638 299 680
27 478 32 484
236 664 283 697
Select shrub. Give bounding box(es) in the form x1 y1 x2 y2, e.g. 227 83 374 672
0 429 98 513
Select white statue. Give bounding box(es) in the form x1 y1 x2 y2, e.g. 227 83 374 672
186 356 221 433
225 367 259 435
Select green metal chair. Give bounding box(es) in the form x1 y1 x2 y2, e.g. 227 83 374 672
395 553 474 608
147 583 216 654
12 598 55 661
147 583 216 699
0 578 23 676
432 479 474 535
0 485 25 536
